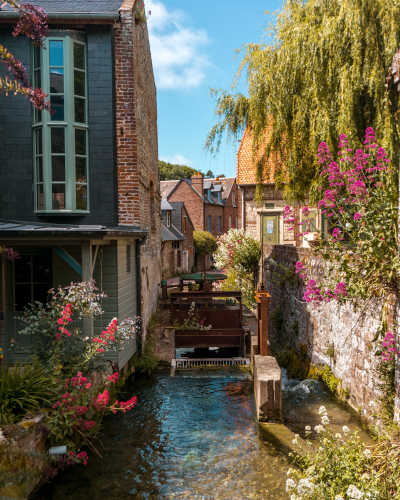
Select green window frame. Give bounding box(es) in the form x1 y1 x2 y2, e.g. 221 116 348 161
33 36 89 213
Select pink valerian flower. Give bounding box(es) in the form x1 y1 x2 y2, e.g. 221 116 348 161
107 372 119 385
333 281 347 299
353 213 362 221
381 332 400 362
93 389 110 411
0 44 30 86
338 133 349 149
57 303 73 339
110 396 138 414
331 228 342 241
303 280 324 305
364 127 376 146
76 451 89 466
317 142 332 167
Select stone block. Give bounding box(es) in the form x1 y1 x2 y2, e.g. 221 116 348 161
253 355 282 422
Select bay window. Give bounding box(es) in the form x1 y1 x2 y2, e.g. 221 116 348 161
33 35 89 213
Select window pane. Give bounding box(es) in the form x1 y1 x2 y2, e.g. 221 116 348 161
34 69 41 89
74 97 85 123
50 96 64 121
51 127 65 153
74 43 85 70
15 284 32 311
52 184 65 210
76 184 87 211
75 157 87 183
35 108 42 123
32 254 51 282
35 128 42 155
75 129 86 156
49 41 63 67
74 70 85 97
50 68 64 94
52 156 65 182
37 184 44 210
36 156 43 182
33 46 41 69
33 284 51 306
15 255 31 282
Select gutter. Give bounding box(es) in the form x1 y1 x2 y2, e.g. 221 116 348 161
136 234 147 355
0 12 119 21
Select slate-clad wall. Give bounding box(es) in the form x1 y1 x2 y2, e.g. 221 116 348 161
0 26 116 227
262 243 400 422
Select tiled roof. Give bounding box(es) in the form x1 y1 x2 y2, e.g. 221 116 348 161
236 126 284 185
0 0 124 13
161 199 174 211
161 223 185 242
208 177 236 200
160 180 180 199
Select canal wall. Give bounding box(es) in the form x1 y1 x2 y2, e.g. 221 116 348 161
261 244 400 423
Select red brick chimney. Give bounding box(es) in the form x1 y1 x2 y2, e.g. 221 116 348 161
191 172 204 197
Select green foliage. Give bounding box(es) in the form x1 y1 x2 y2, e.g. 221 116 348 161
0 363 50 425
206 0 400 203
315 365 340 395
270 340 311 380
288 419 384 499
374 355 396 425
193 230 218 256
173 302 212 331
269 258 299 287
159 161 200 181
214 270 256 309
133 316 160 376
270 306 283 333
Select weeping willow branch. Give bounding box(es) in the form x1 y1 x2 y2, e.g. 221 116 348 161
205 0 400 203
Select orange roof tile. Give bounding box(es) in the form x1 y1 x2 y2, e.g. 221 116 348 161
236 125 285 185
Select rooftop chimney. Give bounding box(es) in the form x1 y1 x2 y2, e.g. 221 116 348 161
191 172 204 197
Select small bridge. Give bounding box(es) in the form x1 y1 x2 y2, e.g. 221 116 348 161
170 291 245 357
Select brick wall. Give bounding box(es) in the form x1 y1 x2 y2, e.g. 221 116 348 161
222 183 239 231
168 182 205 230
205 204 224 237
115 0 161 328
262 244 400 420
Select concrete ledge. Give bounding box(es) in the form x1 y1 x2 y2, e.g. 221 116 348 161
253 355 282 422
250 336 259 367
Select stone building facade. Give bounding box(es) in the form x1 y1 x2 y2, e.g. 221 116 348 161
0 0 161 368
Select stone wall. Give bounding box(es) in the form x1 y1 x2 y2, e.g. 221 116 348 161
262 243 400 421
115 0 161 329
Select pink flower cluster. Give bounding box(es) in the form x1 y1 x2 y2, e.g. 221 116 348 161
56 303 73 340
92 318 118 353
381 332 400 362
1 246 20 261
69 451 89 466
296 261 348 305
107 372 119 385
110 396 137 414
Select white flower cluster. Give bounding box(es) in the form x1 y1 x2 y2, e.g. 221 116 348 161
63 278 106 318
286 477 315 498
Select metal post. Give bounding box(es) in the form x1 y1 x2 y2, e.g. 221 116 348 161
260 294 269 356
82 242 93 338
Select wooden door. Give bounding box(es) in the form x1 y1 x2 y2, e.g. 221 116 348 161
261 214 280 244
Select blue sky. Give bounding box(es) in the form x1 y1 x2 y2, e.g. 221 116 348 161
146 0 282 179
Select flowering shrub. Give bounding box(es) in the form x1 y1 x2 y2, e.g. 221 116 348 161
213 229 261 308
286 406 400 499
285 128 399 306
10 280 141 465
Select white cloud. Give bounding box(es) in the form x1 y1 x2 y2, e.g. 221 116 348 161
159 153 195 166
146 0 211 90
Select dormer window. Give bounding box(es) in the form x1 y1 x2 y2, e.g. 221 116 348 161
167 211 171 227
33 35 89 213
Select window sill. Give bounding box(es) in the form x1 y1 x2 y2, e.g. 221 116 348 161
35 211 90 216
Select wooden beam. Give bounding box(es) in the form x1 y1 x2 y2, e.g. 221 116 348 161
52 246 82 276
82 243 93 338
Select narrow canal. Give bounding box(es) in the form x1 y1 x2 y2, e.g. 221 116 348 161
36 362 371 500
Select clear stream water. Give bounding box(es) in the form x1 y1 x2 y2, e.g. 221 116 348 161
36 357 371 500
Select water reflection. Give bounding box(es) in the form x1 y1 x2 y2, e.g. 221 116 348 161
36 365 372 500
36 370 290 500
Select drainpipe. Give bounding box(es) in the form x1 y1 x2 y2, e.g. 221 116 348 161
136 235 147 355
241 187 245 230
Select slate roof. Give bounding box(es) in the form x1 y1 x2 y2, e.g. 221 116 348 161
0 0 124 14
208 177 236 200
0 220 147 238
161 223 185 242
160 180 179 199
236 126 285 185
161 199 174 211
